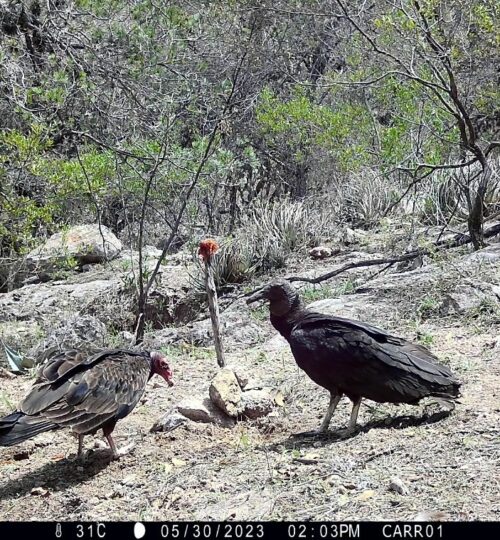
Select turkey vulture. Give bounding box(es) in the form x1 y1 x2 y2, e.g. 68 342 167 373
247 279 460 434
0 348 173 458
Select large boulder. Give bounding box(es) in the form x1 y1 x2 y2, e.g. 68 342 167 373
27 224 122 271
150 299 267 351
29 315 108 359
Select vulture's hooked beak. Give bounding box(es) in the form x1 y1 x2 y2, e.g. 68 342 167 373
246 287 268 305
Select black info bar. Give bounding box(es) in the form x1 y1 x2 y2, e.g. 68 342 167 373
0 521 497 540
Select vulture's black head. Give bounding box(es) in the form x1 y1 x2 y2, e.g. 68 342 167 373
246 278 300 316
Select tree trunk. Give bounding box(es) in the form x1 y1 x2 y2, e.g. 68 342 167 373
134 295 146 345
467 162 491 250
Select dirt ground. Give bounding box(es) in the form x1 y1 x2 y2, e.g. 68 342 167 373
0 247 499 522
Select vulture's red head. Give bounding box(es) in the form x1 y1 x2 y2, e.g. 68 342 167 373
150 351 174 386
198 238 219 262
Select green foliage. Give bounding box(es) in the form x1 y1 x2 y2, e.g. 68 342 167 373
334 279 357 296
0 127 57 254
190 199 323 292
34 149 114 198
416 331 435 347
1 0 497 272
416 296 440 320
301 286 333 303
256 86 371 171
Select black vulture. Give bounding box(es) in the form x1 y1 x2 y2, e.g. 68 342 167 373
247 279 460 434
0 348 174 459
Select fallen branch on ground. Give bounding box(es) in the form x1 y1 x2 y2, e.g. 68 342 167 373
285 222 500 285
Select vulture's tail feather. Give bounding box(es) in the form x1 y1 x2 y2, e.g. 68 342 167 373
0 411 57 447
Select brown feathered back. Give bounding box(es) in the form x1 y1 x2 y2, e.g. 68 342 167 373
20 349 152 435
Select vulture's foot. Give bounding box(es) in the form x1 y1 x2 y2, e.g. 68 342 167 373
105 434 135 460
76 450 90 462
424 398 456 414
115 441 136 459
333 426 358 439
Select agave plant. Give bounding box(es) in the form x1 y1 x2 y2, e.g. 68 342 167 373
0 338 26 373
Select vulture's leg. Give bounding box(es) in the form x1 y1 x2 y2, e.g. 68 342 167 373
77 434 85 459
103 422 135 459
294 392 342 437
105 434 135 459
105 433 120 459
319 392 342 432
348 398 362 432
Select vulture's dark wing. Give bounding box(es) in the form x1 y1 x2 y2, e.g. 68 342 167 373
289 313 460 403
20 351 151 435
35 349 88 384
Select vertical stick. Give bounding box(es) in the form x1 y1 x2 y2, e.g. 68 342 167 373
204 256 226 368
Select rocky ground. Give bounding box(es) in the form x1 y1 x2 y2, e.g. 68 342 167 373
0 225 499 521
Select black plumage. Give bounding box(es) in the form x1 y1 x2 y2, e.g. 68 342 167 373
0 348 173 458
247 279 460 433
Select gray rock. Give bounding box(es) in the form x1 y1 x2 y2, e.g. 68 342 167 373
27 224 122 270
0 367 16 379
389 476 409 495
150 412 187 433
309 246 334 259
307 296 385 322
149 299 267 351
29 315 108 359
152 397 236 431
465 242 500 264
492 285 500 300
343 228 367 245
440 286 488 315
209 369 244 417
241 389 274 419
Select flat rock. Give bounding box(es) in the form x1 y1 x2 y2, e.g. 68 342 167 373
0 366 16 379
209 369 244 417
27 224 122 270
149 303 266 350
225 363 252 389
465 242 500 264
177 397 235 428
307 295 386 322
